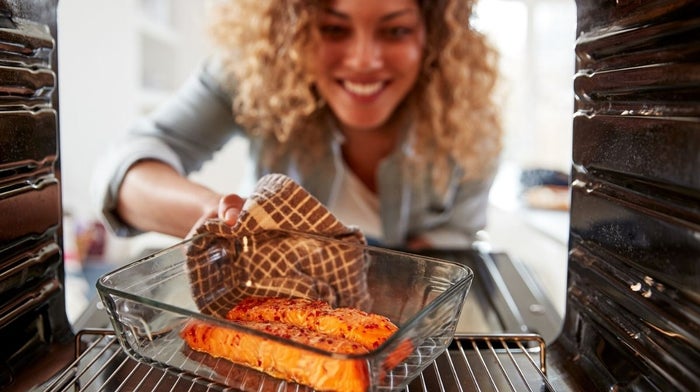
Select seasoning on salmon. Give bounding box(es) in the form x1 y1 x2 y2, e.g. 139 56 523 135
226 297 397 349
226 296 413 369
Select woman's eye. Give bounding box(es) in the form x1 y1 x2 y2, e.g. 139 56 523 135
382 26 413 40
319 25 350 39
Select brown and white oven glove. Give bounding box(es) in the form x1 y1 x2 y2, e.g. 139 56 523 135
185 174 371 318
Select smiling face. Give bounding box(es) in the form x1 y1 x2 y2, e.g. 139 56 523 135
309 0 426 134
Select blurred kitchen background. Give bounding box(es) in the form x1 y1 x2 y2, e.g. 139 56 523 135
57 0 576 325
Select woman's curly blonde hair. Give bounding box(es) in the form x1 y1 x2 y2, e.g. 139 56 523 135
208 0 501 183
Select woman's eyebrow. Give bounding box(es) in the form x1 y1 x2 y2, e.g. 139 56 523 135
321 8 348 19
321 8 417 22
380 9 418 22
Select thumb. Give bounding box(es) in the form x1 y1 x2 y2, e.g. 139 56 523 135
218 194 245 225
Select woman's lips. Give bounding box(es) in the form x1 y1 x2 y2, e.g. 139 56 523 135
342 80 385 97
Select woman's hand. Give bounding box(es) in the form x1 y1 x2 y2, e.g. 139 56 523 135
187 193 245 238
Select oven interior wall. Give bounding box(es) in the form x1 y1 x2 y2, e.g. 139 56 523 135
0 0 72 388
550 0 700 391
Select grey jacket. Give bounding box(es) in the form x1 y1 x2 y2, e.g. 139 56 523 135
92 62 494 248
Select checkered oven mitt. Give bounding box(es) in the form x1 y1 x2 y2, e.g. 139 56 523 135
185 174 371 317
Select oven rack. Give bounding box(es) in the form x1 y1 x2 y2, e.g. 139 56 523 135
36 330 554 392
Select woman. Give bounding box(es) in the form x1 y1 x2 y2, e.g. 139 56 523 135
92 0 501 249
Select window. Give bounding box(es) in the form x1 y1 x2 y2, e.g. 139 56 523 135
475 0 577 173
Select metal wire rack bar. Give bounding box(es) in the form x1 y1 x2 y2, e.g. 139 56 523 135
38 330 553 392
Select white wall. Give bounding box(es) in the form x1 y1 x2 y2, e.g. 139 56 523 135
58 0 209 218
58 0 137 220
57 0 221 260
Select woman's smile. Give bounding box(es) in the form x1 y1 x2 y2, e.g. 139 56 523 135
342 80 386 97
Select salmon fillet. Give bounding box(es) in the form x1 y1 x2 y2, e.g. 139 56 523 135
226 296 413 369
181 297 414 391
181 319 369 392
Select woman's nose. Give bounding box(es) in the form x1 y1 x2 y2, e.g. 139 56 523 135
345 33 382 70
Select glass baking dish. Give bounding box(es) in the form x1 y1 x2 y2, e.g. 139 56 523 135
97 229 473 391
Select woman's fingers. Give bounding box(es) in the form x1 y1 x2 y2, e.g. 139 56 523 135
218 194 245 225
186 193 245 238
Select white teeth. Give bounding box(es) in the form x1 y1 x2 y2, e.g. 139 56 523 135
343 80 383 96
